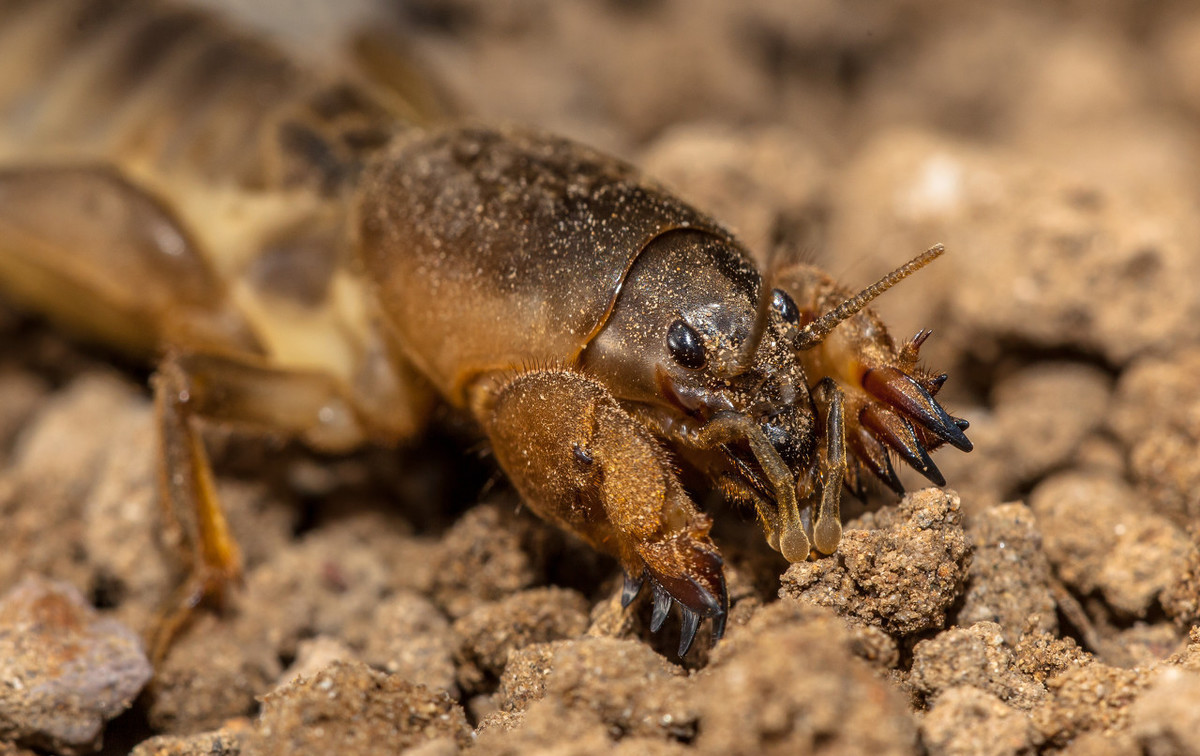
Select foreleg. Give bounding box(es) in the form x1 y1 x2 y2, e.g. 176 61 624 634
472 368 727 655
776 254 971 494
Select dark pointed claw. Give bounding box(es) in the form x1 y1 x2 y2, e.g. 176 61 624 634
861 404 946 486
650 582 672 633
849 426 906 496
929 373 949 393
652 548 725 616
639 548 729 655
899 329 933 363
920 456 945 486
844 461 870 502
953 417 969 431
863 366 973 452
882 452 907 495
621 571 644 608
678 606 701 656
913 452 945 486
711 604 727 643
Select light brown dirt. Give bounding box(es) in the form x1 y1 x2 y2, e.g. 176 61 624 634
2 1 1200 754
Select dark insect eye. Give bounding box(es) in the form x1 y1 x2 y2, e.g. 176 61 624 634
772 289 799 324
666 319 706 369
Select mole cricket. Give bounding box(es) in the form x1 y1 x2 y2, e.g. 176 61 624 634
0 0 971 656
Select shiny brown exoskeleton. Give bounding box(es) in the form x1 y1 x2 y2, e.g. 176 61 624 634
0 0 971 656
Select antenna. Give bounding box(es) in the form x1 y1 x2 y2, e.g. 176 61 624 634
793 244 945 351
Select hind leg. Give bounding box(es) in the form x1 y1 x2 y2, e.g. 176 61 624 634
0 165 429 658
150 349 389 659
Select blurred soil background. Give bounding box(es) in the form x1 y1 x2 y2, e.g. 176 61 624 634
2 0 1200 754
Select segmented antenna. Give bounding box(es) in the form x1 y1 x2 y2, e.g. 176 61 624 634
793 244 945 351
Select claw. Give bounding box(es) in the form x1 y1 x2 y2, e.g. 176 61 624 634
650 581 672 633
844 461 870 501
862 365 973 452
678 606 701 656
711 600 728 643
849 425 906 495
652 547 725 614
928 373 949 394
899 328 933 363
882 454 906 495
860 404 945 486
640 558 729 654
638 538 728 654
621 571 644 608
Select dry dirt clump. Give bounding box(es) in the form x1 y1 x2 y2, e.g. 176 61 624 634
0 577 151 754
1030 472 1190 619
134 661 471 756
478 601 919 755
483 637 693 742
920 686 1038 756
358 591 460 696
453 587 592 694
1110 347 1200 526
779 488 971 636
689 601 918 756
827 130 1200 369
1127 666 1200 756
246 661 471 755
4 0 1200 754
957 503 1058 643
1162 533 1200 630
909 622 1054 712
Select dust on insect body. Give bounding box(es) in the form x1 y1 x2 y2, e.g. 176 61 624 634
0 0 971 660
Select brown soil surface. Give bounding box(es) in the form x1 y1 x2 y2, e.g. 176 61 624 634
3 1 1200 754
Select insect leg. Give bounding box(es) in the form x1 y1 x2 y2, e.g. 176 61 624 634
471 368 727 655
774 256 972 490
685 413 812 562
811 378 847 554
0 164 435 659
152 354 242 662
150 350 379 659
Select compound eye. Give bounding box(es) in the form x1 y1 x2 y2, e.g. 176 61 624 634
666 319 706 369
772 289 799 324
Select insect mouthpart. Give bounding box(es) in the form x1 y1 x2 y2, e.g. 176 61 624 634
654 365 737 417
723 440 782 505
759 415 805 467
